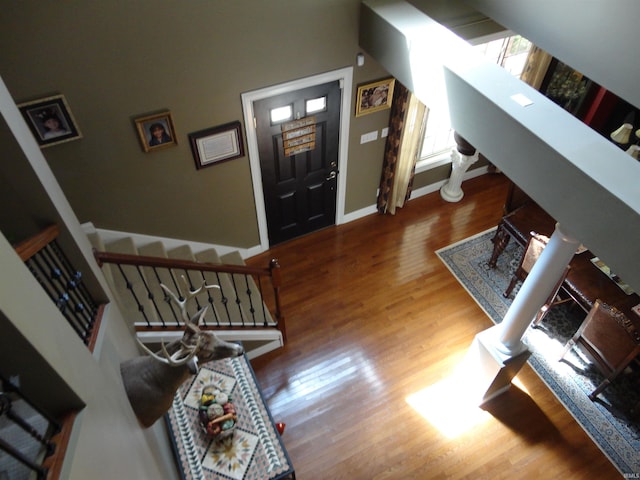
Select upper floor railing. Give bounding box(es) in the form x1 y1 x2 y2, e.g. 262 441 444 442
8 224 99 479
14 224 103 349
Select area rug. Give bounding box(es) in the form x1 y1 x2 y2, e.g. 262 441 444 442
436 228 640 476
165 355 295 480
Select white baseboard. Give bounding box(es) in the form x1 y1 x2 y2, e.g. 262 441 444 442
339 167 489 225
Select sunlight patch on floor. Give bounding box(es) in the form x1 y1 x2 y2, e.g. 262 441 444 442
405 340 501 439
525 327 567 358
406 332 538 439
406 374 493 438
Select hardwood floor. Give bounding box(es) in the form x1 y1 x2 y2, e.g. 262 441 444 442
247 174 620 479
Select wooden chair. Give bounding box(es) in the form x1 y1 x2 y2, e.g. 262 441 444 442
560 299 640 400
503 231 571 325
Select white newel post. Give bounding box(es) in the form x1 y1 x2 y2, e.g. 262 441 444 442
463 223 580 404
440 132 479 202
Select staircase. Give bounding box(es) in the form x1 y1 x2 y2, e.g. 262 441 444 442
87 231 285 359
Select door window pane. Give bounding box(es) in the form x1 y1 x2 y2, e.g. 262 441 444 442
306 96 326 114
270 105 293 124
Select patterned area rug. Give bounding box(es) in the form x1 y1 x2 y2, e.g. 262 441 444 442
165 355 295 480
436 228 640 476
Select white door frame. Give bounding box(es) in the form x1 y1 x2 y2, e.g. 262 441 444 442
241 67 353 253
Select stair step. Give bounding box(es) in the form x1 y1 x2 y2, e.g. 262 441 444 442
194 248 246 327
167 244 196 261
220 251 274 326
136 242 179 323
93 234 275 337
137 241 168 258
219 250 244 265
105 236 138 255
101 237 158 324
195 248 222 264
87 232 114 285
87 231 106 251
165 245 201 299
162 244 247 328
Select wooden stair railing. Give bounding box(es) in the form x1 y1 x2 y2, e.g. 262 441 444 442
93 250 286 341
14 224 103 349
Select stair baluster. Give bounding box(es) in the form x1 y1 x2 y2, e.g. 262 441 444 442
93 248 286 344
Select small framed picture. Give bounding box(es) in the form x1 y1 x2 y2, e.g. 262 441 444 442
134 111 177 152
188 121 244 169
355 78 395 117
18 94 82 148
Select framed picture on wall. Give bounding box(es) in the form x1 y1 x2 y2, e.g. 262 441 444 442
355 78 395 117
188 121 245 169
134 111 177 152
18 94 83 148
539 59 594 117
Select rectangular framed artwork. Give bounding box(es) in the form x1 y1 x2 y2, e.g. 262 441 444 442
134 111 178 152
18 94 82 148
355 78 395 117
188 121 244 169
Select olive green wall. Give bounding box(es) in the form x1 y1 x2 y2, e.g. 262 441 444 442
0 0 395 249
0 1 501 251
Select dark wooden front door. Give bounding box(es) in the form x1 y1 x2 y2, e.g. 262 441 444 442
254 80 341 245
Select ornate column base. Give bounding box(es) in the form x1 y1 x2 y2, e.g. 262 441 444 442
468 326 532 405
440 149 480 202
440 132 479 203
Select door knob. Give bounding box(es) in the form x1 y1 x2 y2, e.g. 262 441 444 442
326 171 337 180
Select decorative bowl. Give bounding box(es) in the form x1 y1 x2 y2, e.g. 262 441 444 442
198 385 237 440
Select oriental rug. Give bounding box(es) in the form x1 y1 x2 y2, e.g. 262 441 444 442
436 228 640 476
165 355 295 480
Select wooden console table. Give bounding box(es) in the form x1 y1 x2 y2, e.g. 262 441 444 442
489 201 640 324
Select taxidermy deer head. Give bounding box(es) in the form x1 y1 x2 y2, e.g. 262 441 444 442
120 278 244 427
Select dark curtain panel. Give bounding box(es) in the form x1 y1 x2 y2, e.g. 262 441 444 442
377 81 413 214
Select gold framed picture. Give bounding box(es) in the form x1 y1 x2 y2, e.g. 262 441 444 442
134 111 177 152
355 78 395 117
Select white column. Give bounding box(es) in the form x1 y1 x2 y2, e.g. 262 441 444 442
440 148 480 202
495 223 580 355
466 223 580 404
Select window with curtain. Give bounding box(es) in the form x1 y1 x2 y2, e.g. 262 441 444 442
416 33 533 172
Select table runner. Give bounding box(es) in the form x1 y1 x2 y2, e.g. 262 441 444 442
165 355 295 480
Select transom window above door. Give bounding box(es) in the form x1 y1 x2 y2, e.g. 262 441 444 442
306 96 327 114
269 96 328 125
270 105 293 124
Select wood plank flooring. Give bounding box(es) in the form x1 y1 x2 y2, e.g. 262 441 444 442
247 174 620 479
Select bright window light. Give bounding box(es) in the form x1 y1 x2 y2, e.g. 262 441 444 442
418 34 533 170
406 377 492 438
306 96 326 114
270 105 293 123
